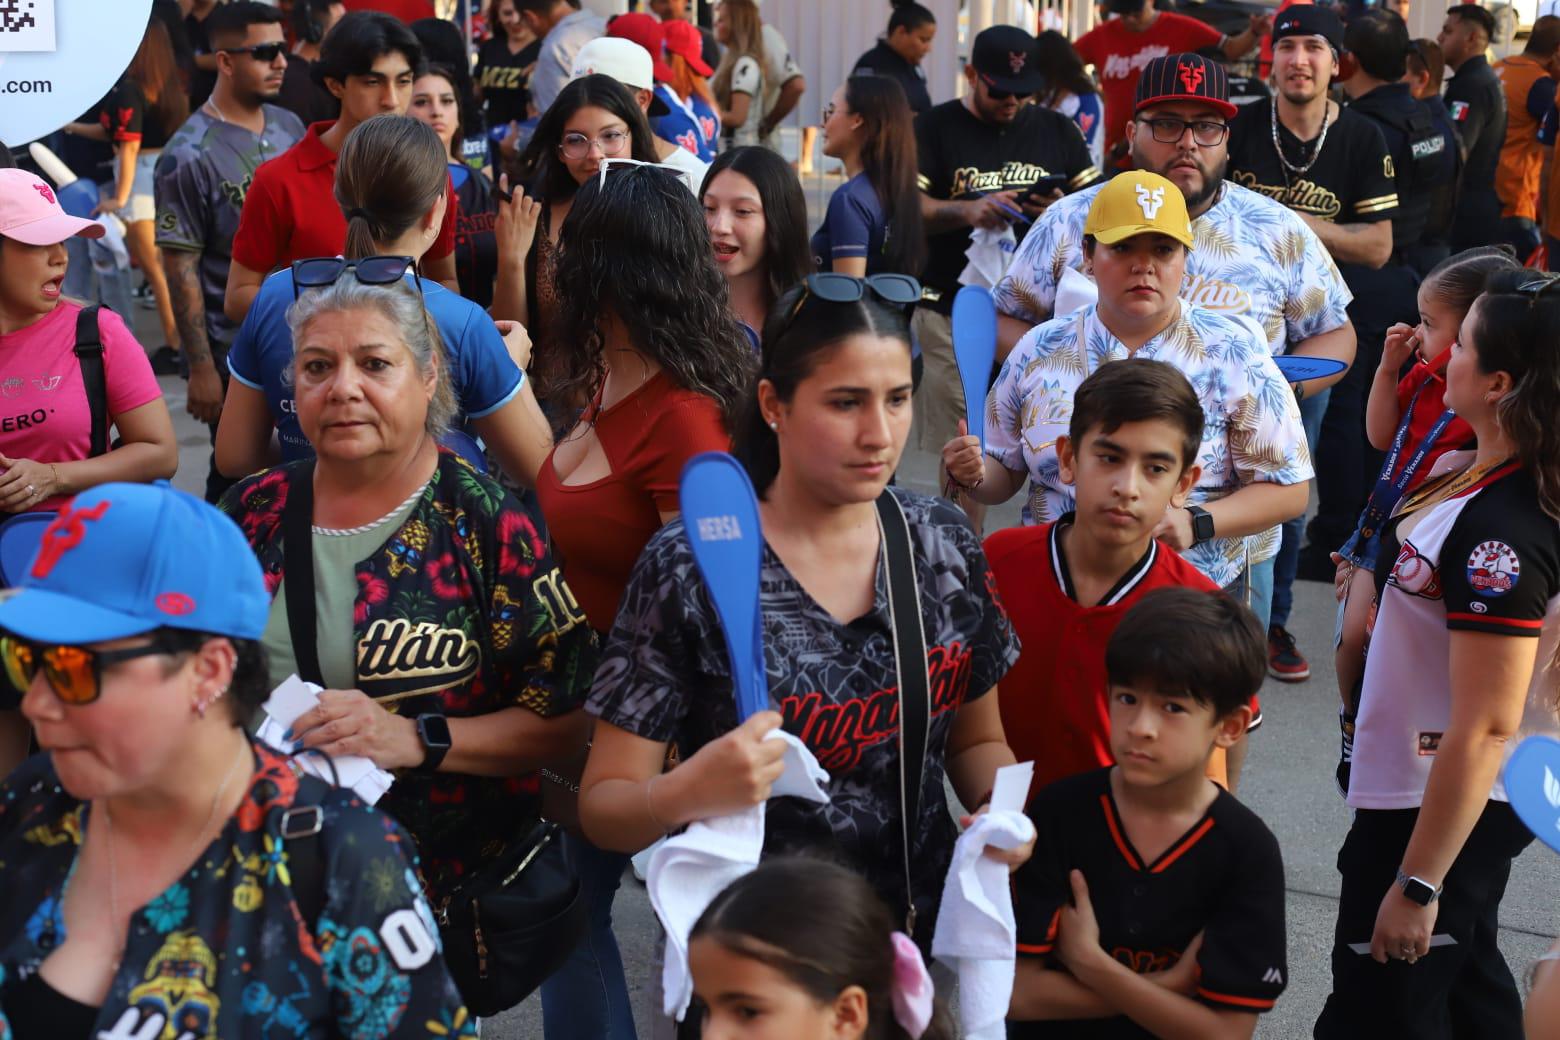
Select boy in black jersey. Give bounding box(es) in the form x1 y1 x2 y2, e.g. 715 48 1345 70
1009 588 1287 1039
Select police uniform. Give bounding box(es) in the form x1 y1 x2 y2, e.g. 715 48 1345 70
1011 768 1289 1038
1347 81 1459 275
1444 53 1508 250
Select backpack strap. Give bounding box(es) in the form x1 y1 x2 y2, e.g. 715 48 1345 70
278 771 332 931
281 462 325 686
73 306 109 459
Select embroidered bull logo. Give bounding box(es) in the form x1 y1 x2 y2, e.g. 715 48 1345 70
1136 185 1165 219
1178 62 1204 93
1009 51 1027 75
32 183 56 206
31 501 111 579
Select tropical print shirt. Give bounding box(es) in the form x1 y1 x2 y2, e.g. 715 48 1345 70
987 303 1314 586
587 488 1020 937
220 449 596 901
0 741 473 1040
992 180 1353 357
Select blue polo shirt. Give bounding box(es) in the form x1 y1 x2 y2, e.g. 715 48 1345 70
811 173 888 273
227 269 524 460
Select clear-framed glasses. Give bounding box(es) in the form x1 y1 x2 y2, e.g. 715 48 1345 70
595 157 694 192
822 101 837 122
1136 116 1229 147
559 127 631 160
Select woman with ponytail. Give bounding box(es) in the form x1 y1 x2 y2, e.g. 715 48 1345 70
216 114 552 486
690 858 955 1040
813 76 926 280
580 275 1024 963
1318 268 1560 1039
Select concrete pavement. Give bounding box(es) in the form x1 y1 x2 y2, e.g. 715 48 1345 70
140 304 1558 1040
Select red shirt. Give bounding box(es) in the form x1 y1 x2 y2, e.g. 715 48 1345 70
535 371 730 630
1393 355 1474 492
341 0 435 22
985 518 1218 801
1074 12 1223 154
231 121 457 274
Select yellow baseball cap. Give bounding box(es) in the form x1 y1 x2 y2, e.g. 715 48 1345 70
1083 171 1195 249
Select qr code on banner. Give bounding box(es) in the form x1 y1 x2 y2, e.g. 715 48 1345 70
0 0 56 52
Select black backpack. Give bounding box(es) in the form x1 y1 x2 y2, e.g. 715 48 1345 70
74 305 110 458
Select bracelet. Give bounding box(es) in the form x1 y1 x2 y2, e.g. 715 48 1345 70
540 768 580 794
49 464 63 497
645 773 670 834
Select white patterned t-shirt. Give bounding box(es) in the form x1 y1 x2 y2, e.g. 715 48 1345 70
986 302 1314 586
992 180 1353 356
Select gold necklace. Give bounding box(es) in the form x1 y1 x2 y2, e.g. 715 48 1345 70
1393 456 1513 520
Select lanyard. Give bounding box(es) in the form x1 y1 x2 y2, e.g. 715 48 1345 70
1356 379 1457 540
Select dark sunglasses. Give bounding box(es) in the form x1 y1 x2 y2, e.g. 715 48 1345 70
290 255 422 302
1 634 177 706
223 43 288 63
1514 275 1560 306
978 74 1032 103
776 273 921 340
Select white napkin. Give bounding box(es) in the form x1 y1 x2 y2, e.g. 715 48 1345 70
958 225 1019 289
648 728 831 1021
256 675 397 805
1053 266 1099 317
931 761 1037 1040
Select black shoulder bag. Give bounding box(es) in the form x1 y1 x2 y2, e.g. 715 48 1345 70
278 463 586 1017
875 489 929 938
74 306 109 458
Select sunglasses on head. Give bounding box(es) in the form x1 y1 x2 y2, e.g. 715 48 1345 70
1514 275 1560 306
775 273 922 341
1 634 178 706
594 156 694 192
223 43 287 63
290 255 422 302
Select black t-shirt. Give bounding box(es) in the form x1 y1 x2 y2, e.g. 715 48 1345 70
276 57 341 128
1011 768 1288 1038
452 162 499 309
1444 54 1506 208
476 36 539 128
915 100 1100 312
1346 82 1459 258
852 39 933 114
1228 98 1398 226
97 79 173 150
185 8 218 108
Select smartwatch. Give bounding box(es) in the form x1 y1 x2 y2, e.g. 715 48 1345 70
1186 505 1216 546
1394 868 1442 906
414 713 452 772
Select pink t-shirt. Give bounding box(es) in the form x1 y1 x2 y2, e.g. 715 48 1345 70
0 303 162 511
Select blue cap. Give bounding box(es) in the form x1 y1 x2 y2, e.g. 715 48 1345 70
0 482 269 644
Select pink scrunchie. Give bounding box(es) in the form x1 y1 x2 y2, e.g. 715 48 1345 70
890 931 934 1038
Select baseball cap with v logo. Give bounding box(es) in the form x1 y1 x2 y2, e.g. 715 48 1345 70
1084 171 1195 248
0 482 269 644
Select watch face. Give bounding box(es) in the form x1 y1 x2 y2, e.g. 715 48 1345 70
418 714 453 749
1403 878 1435 905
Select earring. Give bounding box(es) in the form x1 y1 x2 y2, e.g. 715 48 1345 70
769 421 778 431
193 684 229 720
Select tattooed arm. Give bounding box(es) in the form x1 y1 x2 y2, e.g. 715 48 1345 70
162 249 224 424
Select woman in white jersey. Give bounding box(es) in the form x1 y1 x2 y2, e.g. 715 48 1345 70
1316 268 1560 1040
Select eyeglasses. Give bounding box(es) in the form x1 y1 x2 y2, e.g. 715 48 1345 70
222 43 288 63
1136 116 1230 147
774 273 922 342
1 634 177 705
595 157 694 192
560 127 631 160
290 254 422 302
822 101 840 122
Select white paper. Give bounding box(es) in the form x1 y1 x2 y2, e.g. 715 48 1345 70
988 760 1034 814
1348 934 1458 955
257 675 397 805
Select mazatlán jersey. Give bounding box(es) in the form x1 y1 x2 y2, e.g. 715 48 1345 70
1350 464 1560 810
985 302 1313 582
992 180 1352 357
1011 769 1288 1038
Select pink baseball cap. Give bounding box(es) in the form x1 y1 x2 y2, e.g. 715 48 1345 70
0 168 104 246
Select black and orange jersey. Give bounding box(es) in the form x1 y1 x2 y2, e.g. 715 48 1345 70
1010 768 1287 1037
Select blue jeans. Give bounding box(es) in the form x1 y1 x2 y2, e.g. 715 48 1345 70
1225 555 1274 633
1270 388 1330 629
540 834 637 1040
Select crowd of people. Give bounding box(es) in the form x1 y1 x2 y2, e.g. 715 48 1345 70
1 0 1559 1038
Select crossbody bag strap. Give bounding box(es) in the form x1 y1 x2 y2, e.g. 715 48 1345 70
277 771 332 933
73 305 108 459
875 489 929 937
281 462 325 686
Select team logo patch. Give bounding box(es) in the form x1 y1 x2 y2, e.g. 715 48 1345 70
1178 61 1204 93
1387 539 1441 599
1467 540 1520 597
32 183 55 206
1136 184 1165 219
1009 50 1027 75
1449 100 1470 122
156 592 195 616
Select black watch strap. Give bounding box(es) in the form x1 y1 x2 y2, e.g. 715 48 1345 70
1186 505 1215 546
415 713 451 772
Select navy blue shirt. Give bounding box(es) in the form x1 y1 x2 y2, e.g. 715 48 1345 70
811 173 890 273
228 269 524 460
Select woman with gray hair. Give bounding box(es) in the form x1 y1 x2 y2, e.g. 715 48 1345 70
218 272 597 907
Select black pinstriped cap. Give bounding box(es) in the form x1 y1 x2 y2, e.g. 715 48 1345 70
1133 53 1237 118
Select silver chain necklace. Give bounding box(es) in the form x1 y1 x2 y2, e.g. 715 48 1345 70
1270 98 1331 179
100 744 247 963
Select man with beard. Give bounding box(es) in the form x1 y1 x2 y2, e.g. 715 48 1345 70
1225 5 1398 685
913 24 1100 528
992 54 1354 788
155 2 305 501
